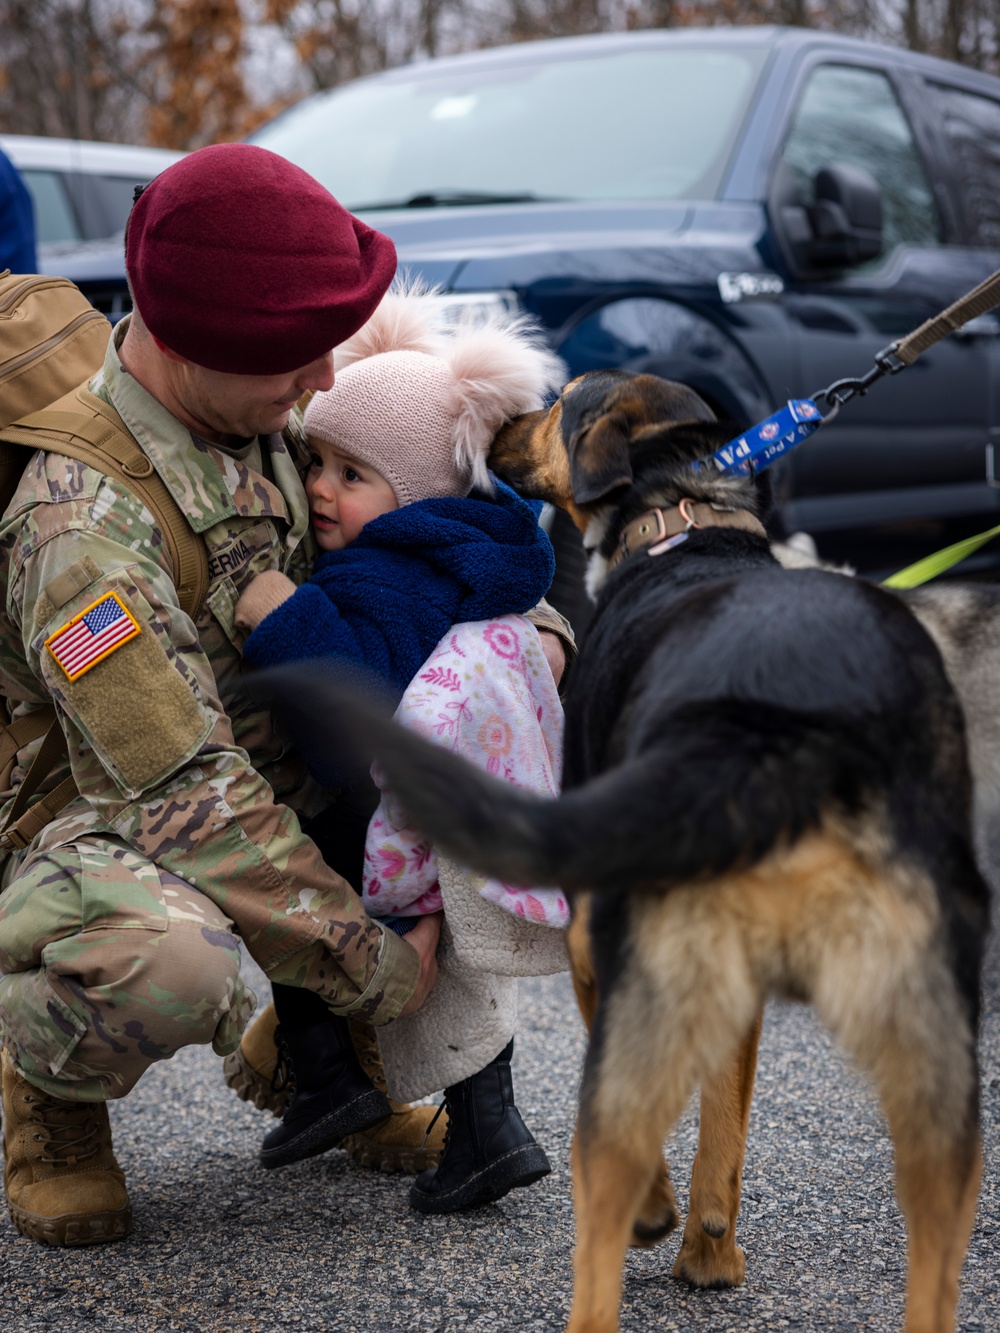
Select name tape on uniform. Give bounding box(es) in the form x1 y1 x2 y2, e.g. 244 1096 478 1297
45 590 141 682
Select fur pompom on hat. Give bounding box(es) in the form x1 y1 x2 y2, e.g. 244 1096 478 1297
304 284 567 505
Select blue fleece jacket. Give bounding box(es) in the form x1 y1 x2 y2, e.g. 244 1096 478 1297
0 148 37 274
242 479 554 701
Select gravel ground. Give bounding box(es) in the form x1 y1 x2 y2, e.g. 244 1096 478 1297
1 928 998 1332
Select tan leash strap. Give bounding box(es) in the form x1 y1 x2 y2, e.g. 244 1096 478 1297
892 268 1000 367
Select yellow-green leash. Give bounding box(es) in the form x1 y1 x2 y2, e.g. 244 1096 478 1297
881 521 1000 589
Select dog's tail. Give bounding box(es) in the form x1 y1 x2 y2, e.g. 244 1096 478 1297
260 666 886 894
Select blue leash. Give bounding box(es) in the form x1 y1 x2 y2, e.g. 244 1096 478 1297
695 268 1000 481
691 397 824 478
680 270 1000 584
691 337 908 480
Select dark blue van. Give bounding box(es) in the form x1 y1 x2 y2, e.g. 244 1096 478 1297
248 26 1000 585
62 27 1000 602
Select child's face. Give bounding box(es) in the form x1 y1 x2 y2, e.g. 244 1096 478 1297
305 438 398 551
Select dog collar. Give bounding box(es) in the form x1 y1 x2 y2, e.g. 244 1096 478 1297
608 498 766 571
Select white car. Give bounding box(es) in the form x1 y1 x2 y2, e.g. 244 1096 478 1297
0 134 183 247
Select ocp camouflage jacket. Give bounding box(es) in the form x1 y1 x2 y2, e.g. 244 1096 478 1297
0 319 421 1021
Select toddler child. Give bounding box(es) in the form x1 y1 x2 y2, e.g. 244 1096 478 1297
235 286 568 1213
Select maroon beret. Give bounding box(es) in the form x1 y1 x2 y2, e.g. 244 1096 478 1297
125 143 397 375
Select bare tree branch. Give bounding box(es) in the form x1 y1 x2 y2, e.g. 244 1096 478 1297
3 1 1000 150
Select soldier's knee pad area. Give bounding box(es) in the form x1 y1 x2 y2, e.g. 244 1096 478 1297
0 842 251 1100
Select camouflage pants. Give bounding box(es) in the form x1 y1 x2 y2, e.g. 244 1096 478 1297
0 835 257 1103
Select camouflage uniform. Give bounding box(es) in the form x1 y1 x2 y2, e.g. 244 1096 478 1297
0 321 573 1108
0 320 426 1102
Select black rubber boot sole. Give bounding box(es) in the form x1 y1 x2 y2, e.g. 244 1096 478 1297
259 1087 391 1171
408 1142 551 1214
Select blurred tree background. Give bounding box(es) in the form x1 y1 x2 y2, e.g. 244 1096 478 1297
0 0 998 149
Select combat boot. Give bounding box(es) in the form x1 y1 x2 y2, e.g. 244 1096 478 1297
223 1002 290 1115
1 1050 131 1246
409 1039 551 1214
340 1021 448 1173
225 1002 448 1171
259 1015 391 1169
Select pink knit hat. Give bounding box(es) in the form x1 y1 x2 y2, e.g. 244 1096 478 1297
302 286 566 506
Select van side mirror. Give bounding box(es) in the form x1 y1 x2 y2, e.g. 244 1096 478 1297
808 163 883 266
769 157 883 273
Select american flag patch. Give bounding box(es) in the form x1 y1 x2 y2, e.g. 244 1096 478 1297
45 591 141 682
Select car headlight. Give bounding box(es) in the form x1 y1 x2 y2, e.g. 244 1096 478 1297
423 289 522 328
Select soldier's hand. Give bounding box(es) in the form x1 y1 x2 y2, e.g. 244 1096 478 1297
538 630 567 686
399 912 442 1016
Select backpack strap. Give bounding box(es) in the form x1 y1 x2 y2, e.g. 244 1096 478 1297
0 710 75 851
0 383 211 851
1 384 209 618
0 708 55 790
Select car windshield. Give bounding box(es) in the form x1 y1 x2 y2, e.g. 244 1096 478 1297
252 44 767 208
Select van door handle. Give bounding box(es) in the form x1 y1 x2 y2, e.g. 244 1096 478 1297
986 436 1000 488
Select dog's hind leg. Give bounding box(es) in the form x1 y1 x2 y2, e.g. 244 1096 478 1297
567 894 600 1031
810 876 984 1333
566 1017 697 1333
567 889 763 1333
840 1006 981 1333
672 1009 763 1289
567 894 679 1251
567 1115 675 1333
893 1111 982 1333
853 989 982 1333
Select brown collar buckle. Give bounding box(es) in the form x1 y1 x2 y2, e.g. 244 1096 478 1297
617 507 667 566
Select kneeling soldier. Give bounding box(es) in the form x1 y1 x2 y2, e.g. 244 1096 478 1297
0 145 444 1245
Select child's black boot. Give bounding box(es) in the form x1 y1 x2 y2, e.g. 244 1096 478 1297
409 1039 550 1213
259 1003 391 1170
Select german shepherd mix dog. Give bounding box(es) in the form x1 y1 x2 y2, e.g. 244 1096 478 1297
268 370 988 1333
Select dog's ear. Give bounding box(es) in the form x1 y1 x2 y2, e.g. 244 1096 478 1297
565 409 634 505
649 379 717 424
556 371 639 505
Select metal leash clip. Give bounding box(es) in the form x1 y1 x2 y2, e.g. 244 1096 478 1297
813 340 907 425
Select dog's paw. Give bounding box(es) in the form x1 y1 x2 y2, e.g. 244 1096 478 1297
671 1227 746 1289
632 1210 679 1247
630 1157 679 1249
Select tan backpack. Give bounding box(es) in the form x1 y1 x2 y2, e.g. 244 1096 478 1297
0 270 209 851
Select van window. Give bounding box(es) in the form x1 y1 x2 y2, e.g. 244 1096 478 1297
782 64 939 256
930 83 1000 246
98 175 151 235
19 169 80 245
